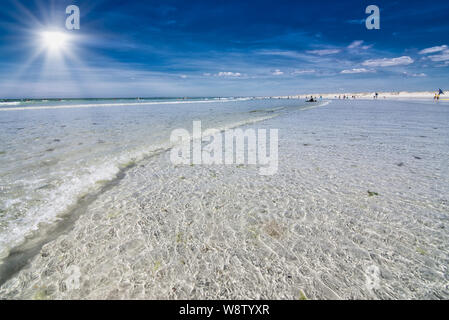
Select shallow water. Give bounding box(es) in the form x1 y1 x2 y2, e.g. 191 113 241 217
0 99 448 299
0 97 308 259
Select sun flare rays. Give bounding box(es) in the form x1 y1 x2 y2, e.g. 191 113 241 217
40 31 69 52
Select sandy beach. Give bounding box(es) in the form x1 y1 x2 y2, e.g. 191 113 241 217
277 91 447 100
1 98 448 299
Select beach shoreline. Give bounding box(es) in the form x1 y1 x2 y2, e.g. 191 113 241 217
272 90 447 100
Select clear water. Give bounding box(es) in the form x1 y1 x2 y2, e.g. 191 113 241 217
0 97 308 258
1 98 448 299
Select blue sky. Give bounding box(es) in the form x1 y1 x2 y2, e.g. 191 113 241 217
0 0 448 98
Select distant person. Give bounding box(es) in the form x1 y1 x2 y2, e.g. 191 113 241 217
436 89 444 101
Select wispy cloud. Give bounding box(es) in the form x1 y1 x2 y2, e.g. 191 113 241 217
271 69 283 76
216 72 242 77
362 56 414 67
340 68 373 74
347 40 372 50
292 69 315 75
254 49 348 66
202 71 243 77
306 49 341 56
437 61 449 67
402 72 427 77
426 50 449 62
348 41 363 49
255 50 320 62
418 45 448 55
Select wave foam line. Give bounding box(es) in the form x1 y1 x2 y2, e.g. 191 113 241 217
0 102 21 106
0 98 251 112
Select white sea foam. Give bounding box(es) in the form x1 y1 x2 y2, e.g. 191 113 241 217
0 98 247 112
0 102 20 106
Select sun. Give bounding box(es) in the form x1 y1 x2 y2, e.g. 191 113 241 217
40 31 69 52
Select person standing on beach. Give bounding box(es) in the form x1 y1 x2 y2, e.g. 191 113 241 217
437 89 444 101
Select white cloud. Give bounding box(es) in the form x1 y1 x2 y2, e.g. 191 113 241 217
348 40 363 49
217 72 242 77
180 74 187 78
306 49 341 55
362 56 414 67
271 69 284 76
292 69 315 75
340 68 373 74
402 72 427 77
347 40 372 50
427 50 449 62
418 45 448 55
